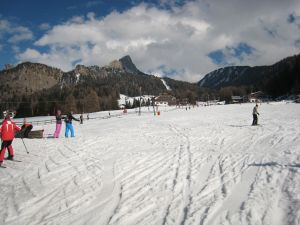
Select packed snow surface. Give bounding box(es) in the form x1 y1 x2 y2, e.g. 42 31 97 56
1 103 300 225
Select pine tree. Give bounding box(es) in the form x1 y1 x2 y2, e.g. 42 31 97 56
84 90 100 112
64 94 77 113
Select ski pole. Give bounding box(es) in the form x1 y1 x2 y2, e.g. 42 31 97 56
21 138 29 154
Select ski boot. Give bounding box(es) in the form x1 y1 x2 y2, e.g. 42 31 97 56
5 155 14 161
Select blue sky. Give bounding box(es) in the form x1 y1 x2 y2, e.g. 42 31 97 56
0 0 150 65
1 0 300 81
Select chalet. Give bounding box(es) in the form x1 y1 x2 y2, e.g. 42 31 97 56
155 93 177 106
231 96 244 103
248 91 269 103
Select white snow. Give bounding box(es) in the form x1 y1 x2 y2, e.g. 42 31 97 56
1 103 300 225
75 73 81 84
161 78 171 90
151 72 171 90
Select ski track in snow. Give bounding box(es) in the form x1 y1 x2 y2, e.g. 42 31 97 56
0 103 300 225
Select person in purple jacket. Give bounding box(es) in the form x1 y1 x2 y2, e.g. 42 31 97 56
54 110 65 138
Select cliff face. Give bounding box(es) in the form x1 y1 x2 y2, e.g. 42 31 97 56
119 55 143 75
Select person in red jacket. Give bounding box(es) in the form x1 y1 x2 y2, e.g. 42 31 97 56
0 115 21 165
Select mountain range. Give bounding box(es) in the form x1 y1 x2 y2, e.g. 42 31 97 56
0 53 299 117
198 54 300 96
0 55 198 117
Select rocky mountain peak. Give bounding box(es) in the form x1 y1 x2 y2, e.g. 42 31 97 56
119 55 142 75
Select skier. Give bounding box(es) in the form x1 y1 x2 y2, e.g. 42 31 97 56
252 104 260 126
54 110 65 138
0 115 21 165
65 111 80 138
80 114 83 124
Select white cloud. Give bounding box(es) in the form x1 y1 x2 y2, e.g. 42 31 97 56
11 45 21 53
0 19 33 44
86 1 103 8
8 26 33 43
17 0 300 82
18 47 81 71
39 23 51 30
0 19 9 31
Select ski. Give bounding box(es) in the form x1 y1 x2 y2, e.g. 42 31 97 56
0 165 7 168
5 157 22 162
5 159 22 162
6 159 22 162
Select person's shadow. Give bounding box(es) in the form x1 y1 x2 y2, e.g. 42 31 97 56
228 124 251 128
249 162 300 168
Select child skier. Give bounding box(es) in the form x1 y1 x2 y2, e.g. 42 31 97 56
65 111 79 138
54 110 65 138
0 115 21 166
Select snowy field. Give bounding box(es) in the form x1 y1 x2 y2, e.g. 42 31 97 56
1 103 300 225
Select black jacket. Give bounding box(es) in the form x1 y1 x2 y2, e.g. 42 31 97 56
65 113 79 124
56 115 65 124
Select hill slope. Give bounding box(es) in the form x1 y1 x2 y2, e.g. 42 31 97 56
198 54 300 96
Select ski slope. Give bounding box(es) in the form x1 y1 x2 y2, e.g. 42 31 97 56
1 103 300 225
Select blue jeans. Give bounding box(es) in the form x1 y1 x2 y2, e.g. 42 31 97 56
65 123 75 137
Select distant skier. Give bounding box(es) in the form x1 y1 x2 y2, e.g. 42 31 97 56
252 104 260 126
65 111 80 138
0 115 21 165
54 110 65 138
80 114 83 124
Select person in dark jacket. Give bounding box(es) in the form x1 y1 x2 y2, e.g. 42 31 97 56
252 104 260 126
80 114 83 124
54 110 65 138
65 111 79 138
19 118 33 138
